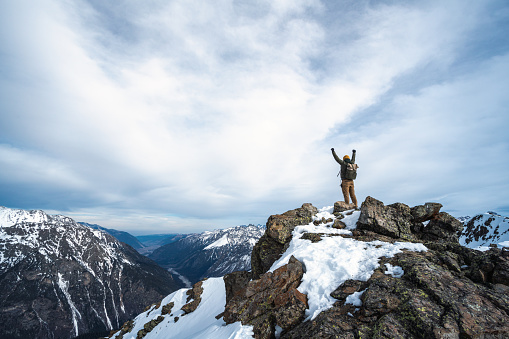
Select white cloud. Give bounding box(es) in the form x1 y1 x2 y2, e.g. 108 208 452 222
0 0 508 231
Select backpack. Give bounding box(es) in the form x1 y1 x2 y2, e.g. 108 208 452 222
344 162 358 180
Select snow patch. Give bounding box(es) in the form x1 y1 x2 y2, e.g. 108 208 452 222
384 263 404 278
269 210 427 320
204 235 229 250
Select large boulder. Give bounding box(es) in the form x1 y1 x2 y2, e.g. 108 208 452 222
251 204 318 279
265 203 318 244
224 256 308 339
356 196 460 243
357 196 417 240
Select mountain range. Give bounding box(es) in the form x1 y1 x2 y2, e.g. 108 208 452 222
0 206 182 339
148 225 265 286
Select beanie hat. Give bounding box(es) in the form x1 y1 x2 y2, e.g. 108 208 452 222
343 155 350 160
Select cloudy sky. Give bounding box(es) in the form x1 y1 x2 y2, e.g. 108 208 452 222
1 0 508 234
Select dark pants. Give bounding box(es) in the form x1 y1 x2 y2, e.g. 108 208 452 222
341 179 357 207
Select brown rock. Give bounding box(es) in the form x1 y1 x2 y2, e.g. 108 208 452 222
332 219 347 229
224 270 251 303
330 279 367 301
410 202 443 222
357 197 416 240
300 233 324 243
161 302 174 316
266 203 318 244
181 281 204 314
224 256 308 337
334 201 356 214
421 212 463 243
252 204 318 279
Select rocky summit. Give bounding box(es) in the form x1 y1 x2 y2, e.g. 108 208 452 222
108 197 509 339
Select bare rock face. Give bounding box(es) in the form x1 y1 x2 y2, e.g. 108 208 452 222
251 204 318 279
357 196 461 243
265 203 318 245
224 256 308 338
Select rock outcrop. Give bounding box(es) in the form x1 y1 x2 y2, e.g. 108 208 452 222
251 204 318 279
223 256 308 338
279 197 509 338
283 244 509 338
107 197 509 339
356 196 463 243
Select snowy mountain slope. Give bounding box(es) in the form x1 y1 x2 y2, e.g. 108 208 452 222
459 211 509 250
149 225 265 284
111 277 254 339
0 206 181 339
79 222 146 250
110 207 428 339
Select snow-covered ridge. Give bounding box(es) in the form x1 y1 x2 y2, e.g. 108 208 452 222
0 206 121 270
0 206 74 227
112 206 428 339
269 206 427 320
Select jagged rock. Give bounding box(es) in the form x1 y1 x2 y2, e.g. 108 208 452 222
330 279 367 301
266 203 318 244
224 256 308 338
112 320 134 339
136 316 164 339
161 302 174 315
357 197 417 240
410 202 442 222
283 243 509 339
251 234 286 280
333 201 356 214
181 281 204 314
251 204 318 279
421 212 463 243
356 196 461 244
224 271 251 303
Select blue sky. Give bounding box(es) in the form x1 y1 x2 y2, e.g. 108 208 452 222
1 0 508 234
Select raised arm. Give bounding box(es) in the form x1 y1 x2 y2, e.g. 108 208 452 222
351 149 356 163
331 148 344 165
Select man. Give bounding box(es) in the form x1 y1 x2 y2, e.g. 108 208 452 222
331 148 358 209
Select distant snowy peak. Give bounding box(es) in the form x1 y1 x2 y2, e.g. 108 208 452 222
149 224 265 284
459 211 509 250
0 206 75 228
202 224 264 250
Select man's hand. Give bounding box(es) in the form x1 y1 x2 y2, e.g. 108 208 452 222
331 148 334 152
352 149 356 153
